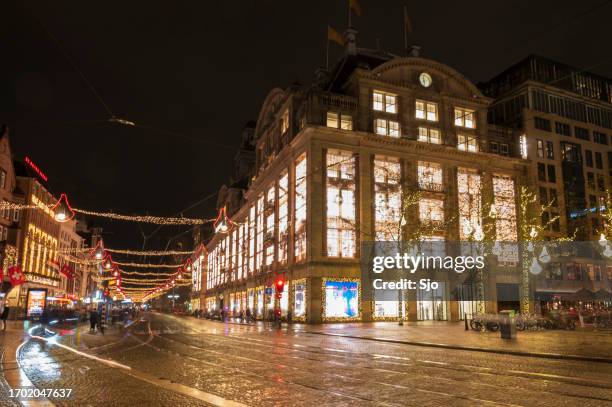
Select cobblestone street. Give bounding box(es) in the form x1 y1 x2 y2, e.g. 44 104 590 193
1 313 611 406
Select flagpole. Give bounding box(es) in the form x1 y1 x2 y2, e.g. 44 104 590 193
326 37 330 69
403 5 408 56
348 0 352 28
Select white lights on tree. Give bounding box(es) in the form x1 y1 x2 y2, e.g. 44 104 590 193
492 241 502 256
473 225 484 241
462 220 473 238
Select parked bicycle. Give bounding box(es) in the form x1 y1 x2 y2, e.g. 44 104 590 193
469 314 500 331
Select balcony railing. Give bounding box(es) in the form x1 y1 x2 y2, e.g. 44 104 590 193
418 182 445 193
317 92 358 111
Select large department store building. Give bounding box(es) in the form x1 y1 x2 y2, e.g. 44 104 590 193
201 32 611 323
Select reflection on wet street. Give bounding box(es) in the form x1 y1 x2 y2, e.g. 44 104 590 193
5 312 612 406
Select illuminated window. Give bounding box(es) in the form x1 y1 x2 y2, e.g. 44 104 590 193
519 135 528 159
230 229 236 278
327 112 338 128
237 223 244 280
280 109 289 134
248 205 255 273
416 100 438 121
537 139 544 158
340 114 353 130
256 195 264 270
493 176 517 241
454 108 475 128
419 198 444 223
417 161 443 191
372 91 397 113
374 157 402 241
265 184 275 266
417 127 441 144
458 134 478 152
327 112 353 130
278 171 289 264
294 154 307 262
374 119 400 137
458 169 482 240
326 150 356 257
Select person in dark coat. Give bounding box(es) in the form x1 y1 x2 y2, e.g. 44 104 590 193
1 303 9 331
89 308 98 332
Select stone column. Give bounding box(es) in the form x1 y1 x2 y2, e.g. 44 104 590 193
308 276 322 324
359 150 374 322
308 143 324 263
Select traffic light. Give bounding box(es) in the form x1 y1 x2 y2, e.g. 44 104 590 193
275 278 284 298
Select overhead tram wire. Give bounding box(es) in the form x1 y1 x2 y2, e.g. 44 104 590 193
29 8 114 117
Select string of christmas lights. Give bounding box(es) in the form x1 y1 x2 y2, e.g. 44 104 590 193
113 261 182 268
118 270 187 276
106 248 195 256
0 202 39 210
73 208 210 225
121 277 188 283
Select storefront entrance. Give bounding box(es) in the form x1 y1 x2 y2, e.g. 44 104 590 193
417 282 448 321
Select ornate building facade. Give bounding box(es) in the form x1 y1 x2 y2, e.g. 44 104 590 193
202 33 537 323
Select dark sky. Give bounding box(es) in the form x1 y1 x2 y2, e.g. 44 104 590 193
2 0 611 250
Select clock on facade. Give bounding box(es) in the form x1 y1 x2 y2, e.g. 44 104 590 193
419 72 432 88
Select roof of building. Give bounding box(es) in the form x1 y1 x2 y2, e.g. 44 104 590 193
325 48 391 92
480 54 612 103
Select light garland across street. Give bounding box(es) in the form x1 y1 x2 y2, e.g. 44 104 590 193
73 208 210 225
113 261 182 268
106 248 195 256
118 270 188 276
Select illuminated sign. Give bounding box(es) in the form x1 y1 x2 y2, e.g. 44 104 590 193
24 156 48 182
26 288 47 318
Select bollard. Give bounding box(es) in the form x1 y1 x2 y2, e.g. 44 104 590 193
465 316 469 331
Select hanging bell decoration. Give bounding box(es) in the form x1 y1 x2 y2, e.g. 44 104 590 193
52 193 76 223
91 240 105 260
103 254 114 270
529 257 542 275
599 233 608 247
538 245 551 263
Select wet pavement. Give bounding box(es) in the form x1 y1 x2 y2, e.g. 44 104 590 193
2 313 612 406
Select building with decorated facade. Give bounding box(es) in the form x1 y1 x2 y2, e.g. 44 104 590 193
200 31 544 323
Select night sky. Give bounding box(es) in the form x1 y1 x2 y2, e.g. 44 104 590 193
2 0 611 250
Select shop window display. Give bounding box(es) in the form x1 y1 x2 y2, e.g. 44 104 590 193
324 280 359 319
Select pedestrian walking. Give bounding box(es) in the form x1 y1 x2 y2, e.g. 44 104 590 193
245 308 252 323
89 308 98 333
1 302 9 332
97 310 105 335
